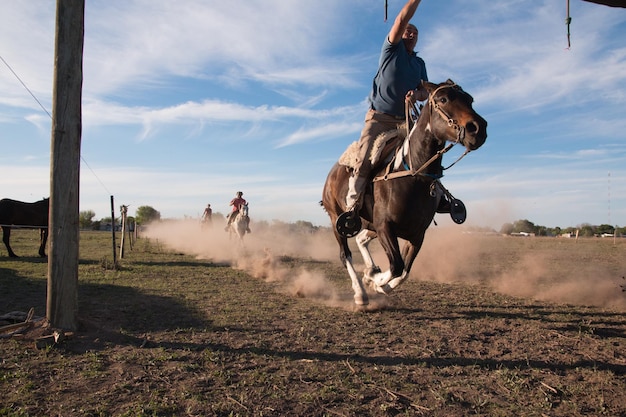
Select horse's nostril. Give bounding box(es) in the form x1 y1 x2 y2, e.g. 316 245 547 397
466 121 479 134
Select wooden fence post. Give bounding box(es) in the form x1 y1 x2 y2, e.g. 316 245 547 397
47 0 85 331
110 195 117 265
119 205 127 259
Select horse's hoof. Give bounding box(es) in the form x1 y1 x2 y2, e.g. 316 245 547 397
354 295 369 306
375 284 392 295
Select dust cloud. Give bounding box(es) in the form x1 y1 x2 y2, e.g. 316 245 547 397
413 227 626 311
142 219 358 310
143 219 626 311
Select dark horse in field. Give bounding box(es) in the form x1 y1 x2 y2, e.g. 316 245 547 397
0 198 49 258
322 80 487 306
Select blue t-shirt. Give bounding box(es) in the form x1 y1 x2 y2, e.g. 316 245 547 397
369 38 428 117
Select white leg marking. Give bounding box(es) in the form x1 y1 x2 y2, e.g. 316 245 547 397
373 269 393 287
355 230 376 271
345 256 368 305
376 270 409 294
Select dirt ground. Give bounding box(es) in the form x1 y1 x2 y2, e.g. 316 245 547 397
1 225 625 416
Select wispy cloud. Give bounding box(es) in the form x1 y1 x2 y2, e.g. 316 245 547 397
1 0 625 228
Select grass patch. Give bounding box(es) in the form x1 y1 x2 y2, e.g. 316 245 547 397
1 228 626 416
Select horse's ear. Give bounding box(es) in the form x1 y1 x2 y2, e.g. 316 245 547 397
445 79 455 85
422 80 437 93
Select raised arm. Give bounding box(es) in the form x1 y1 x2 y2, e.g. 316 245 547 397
388 0 422 44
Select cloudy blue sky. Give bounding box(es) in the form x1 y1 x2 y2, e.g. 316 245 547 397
1 0 625 229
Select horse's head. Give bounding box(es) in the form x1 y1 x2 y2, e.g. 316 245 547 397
423 79 487 151
241 203 249 216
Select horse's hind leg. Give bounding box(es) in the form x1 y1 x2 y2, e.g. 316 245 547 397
335 232 369 306
346 256 368 306
39 228 48 257
2 227 17 258
355 229 381 279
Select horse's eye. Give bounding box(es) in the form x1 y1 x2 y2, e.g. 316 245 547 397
439 97 447 104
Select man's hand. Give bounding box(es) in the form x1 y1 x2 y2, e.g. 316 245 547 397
405 88 428 104
406 87 428 104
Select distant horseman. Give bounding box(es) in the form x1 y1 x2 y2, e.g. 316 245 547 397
225 191 251 233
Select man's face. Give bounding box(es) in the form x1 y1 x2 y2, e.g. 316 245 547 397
402 25 418 51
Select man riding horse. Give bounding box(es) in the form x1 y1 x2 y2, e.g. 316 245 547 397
340 0 461 236
225 191 251 233
322 0 487 306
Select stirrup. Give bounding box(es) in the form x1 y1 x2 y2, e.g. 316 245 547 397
336 210 362 238
449 198 466 224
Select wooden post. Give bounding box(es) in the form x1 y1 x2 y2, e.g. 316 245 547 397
110 195 117 265
47 0 85 331
127 212 134 250
119 205 127 259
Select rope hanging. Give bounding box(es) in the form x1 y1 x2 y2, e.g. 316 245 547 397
384 0 388 22
566 0 572 49
384 1 573 47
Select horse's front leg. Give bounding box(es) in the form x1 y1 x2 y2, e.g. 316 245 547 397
401 234 424 273
368 225 405 292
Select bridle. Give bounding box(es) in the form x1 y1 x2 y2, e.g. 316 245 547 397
373 83 470 182
428 83 468 146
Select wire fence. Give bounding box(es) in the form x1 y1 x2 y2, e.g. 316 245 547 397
0 224 48 229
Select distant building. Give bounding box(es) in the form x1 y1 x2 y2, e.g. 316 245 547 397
511 232 534 237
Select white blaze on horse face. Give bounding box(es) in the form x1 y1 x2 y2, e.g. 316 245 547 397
425 122 431 132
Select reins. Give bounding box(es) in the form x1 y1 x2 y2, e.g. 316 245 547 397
373 83 469 182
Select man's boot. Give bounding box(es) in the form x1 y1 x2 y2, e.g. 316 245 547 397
345 175 367 213
435 186 466 224
337 175 367 238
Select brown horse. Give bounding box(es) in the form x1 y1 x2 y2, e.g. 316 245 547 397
321 80 487 306
0 198 49 258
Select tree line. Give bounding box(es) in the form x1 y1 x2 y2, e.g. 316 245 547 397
79 205 161 230
78 205 322 234
499 219 623 237
79 206 622 238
